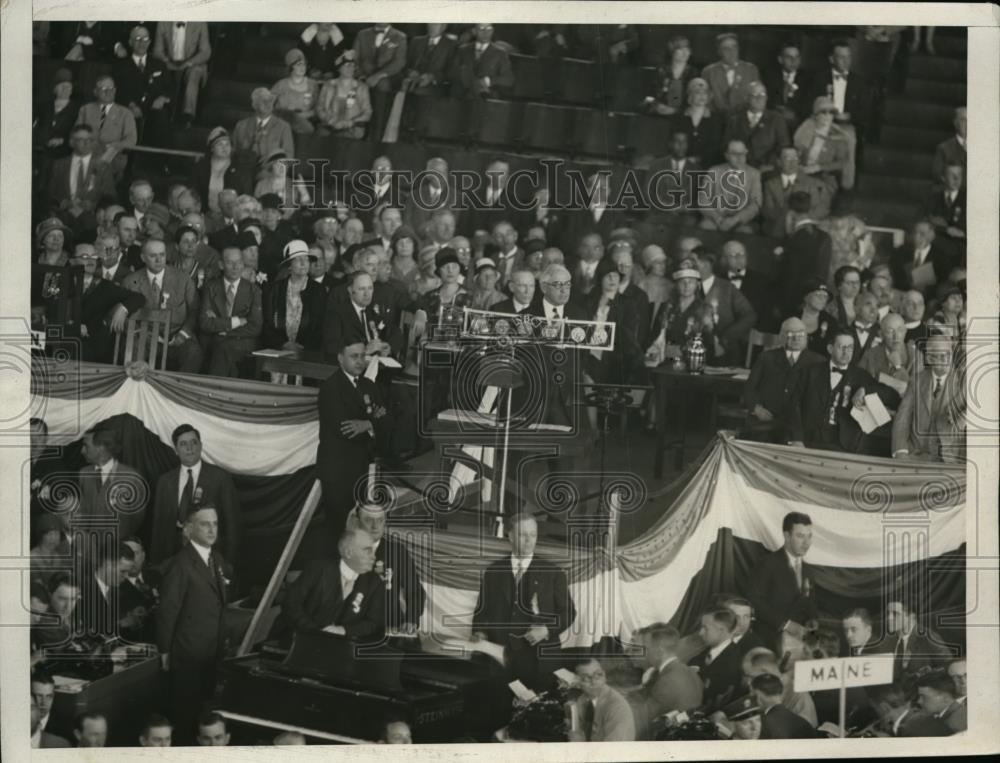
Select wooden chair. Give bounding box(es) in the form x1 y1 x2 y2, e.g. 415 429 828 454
744 328 781 369
114 309 172 370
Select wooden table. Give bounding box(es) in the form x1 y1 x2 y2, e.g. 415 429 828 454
650 365 748 478
253 350 337 382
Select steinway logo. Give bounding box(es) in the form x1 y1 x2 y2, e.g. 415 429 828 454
415 705 463 724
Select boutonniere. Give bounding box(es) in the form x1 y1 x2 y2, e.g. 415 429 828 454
43 274 62 298
160 291 170 309
372 303 381 315
151 71 161 78
193 486 203 504
819 320 828 338
255 272 268 285
196 268 205 288
351 591 364 614
376 320 386 331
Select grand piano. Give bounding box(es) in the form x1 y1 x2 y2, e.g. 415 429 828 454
218 633 511 743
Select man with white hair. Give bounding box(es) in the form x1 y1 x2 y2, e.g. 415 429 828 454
232 87 294 164
701 139 763 232
112 25 171 146
283 527 386 642
472 513 576 691
743 317 825 442
722 80 790 171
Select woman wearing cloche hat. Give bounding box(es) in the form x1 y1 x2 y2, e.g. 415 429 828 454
271 48 320 135
645 257 719 367
793 277 840 358
316 50 372 139
260 239 326 356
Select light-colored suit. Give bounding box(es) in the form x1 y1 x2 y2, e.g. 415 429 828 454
76 101 137 176
122 265 203 372
702 277 757 364
232 114 295 162
891 368 966 463
700 162 762 232
701 60 761 114
153 21 212 116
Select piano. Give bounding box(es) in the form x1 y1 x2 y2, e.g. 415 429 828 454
218 633 511 743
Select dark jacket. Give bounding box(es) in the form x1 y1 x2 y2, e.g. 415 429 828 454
762 67 813 123
150 462 241 568
156 542 228 664
788 359 874 449
689 641 744 711
760 704 823 739
79 276 146 363
262 277 327 352
377 532 426 630
743 347 825 426
889 244 954 295
406 33 457 92
113 54 171 113
807 68 869 128
322 296 402 360
779 223 833 314
745 548 820 638
451 42 514 98
722 109 791 168
472 554 575 648
283 556 386 642
316 369 392 484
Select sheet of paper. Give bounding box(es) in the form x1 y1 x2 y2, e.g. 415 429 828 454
911 261 937 289
851 393 892 434
364 355 380 381
508 679 539 703
377 356 402 368
554 668 577 685
469 639 506 666
878 372 908 396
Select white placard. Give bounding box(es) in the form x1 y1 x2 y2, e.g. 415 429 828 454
793 654 895 692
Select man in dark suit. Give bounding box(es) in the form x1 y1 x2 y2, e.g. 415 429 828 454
923 163 967 242
31 702 71 749
451 23 514 98
916 671 967 734
560 172 627 257
323 271 401 360
745 511 820 651
150 424 240 570
48 124 116 234
79 543 133 641
569 233 604 301
316 341 393 538
350 502 426 635
721 80 790 171
112 25 172 147
760 147 832 239
122 239 204 373
787 331 873 452
462 157 527 236
493 266 537 314
156 504 228 745
752 673 822 738
720 239 775 332
778 192 833 315
889 220 953 296
354 24 408 92
807 39 869 143
198 246 262 377
630 622 704 739
283 527 386 642
723 597 767 657
885 600 951 686
77 424 148 542
870 684 951 737
402 23 456 95
694 246 756 366
119 538 160 642
73 243 146 363
744 317 825 441
472 513 576 692
645 130 702 227
763 42 813 126
115 213 144 272
847 291 881 364
689 609 744 712
96 232 133 285
841 607 886 657
931 107 966 180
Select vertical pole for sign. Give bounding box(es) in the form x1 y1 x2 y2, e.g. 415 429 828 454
839 683 847 738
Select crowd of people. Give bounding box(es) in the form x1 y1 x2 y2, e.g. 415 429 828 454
26 19 970 748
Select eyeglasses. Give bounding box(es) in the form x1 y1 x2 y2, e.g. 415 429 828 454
577 671 605 683
818 109 837 115
133 36 150 42
96 85 115 92
543 281 572 289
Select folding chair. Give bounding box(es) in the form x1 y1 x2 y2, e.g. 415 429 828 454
114 309 172 371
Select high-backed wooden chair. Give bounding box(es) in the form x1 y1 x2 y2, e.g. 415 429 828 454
716 329 783 433
744 329 782 369
114 309 172 370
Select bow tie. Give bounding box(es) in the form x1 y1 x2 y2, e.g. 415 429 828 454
831 366 848 374
833 71 847 81
728 270 745 279
176 22 186 28
855 323 872 331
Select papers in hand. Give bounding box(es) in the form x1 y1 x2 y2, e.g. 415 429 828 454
363 354 401 381
553 668 578 686
253 348 296 357
435 638 506 666
508 679 539 703
878 372 908 396
911 261 937 289
851 393 892 434
818 721 844 737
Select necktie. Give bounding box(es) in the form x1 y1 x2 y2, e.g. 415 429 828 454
254 120 265 156
176 22 185 27
475 44 485 60
208 550 224 594
138 57 145 73
551 308 560 320
180 467 194 515
514 560 525 584
226 282 237 316
582 700 595 741
100 104 109 132
793 557 803 590
74 158 86 199
933 376 943 398
96 464 106 486
151 277 161 308
787 351 796 365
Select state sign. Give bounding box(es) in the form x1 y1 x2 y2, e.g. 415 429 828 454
793 654 895 692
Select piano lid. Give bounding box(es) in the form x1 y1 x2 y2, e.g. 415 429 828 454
277 630 404 693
